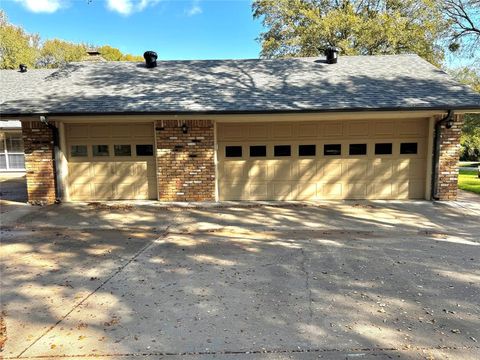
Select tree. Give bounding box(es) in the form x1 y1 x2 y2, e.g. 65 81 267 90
37 39 86 68
252 0 448 65
98 45 143 62
0 10 143 69
449 66 480 161
442 0 480 58
0 11 38 69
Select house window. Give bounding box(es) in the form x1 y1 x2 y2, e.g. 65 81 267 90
114 144 132 156
250 145 266 157
375 143 392 155
349 144 367 155
299 145 316 156
0 132 25 170
400 142 418 154
136 144 153 156
324 144 341 156
92 145 109 156
274 145 291 157
225 146 242 158
71 145 88 157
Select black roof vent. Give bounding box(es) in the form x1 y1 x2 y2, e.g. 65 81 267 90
143 51 158 68
325 46 340 64
19 64 27 73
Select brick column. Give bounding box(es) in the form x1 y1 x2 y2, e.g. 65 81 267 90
22 121 57 204
436 114 463 200
155 120 215 201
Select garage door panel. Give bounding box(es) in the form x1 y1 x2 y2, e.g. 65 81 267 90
322 183 343 199
321 160 344 180
346 160 369 180
270 161 294 181
271 182 294 200
68 163 92 180
248 163 268 180
296 160 318 181
70 183 92 200
370 183 394 199
249 183 268 199
93 183 114 199
296 183 318 200
218 119 428 201
347 183 368 199
222 162 246 180
373 159 394 178
92 163 114 177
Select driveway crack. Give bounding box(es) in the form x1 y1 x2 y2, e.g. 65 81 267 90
15 215 179 359
299 247 313 321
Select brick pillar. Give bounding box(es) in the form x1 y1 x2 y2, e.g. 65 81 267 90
155 120 215 201
436 114 463 200
22 121 57 204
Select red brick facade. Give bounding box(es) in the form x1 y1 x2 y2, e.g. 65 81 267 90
155 120 215 201
436 114 464 201
22 121 57 205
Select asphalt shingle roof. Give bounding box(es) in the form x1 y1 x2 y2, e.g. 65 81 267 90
1 54 479 115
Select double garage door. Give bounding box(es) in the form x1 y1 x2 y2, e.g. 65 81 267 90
66 123 157 201
217 119 428 200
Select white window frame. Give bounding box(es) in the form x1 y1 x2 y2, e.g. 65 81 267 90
0 130 25 171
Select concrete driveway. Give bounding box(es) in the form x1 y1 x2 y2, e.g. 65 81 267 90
1 200 479 360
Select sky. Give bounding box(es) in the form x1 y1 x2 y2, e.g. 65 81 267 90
0 0 263 60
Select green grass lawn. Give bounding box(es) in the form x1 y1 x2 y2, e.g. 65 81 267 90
458 169 480 194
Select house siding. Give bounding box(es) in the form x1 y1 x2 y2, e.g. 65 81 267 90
22 121 56 204
436 113 464 201
155 120 215 201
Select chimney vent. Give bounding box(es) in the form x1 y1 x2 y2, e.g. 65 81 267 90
19 64 28 73
143 51 158 68
324 46 340 64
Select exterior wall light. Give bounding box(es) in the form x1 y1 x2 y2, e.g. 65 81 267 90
181 123 188 134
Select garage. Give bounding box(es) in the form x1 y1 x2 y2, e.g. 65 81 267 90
65 123 157 200
217 119 428 200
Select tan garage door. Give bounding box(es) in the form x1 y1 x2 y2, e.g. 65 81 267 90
217 119 428 200
65 123 157 201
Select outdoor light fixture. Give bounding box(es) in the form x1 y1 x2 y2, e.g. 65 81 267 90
446 118 454 129
181 123 188 134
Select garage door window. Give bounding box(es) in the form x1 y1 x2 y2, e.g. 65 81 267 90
349 144 367 155
136 144 153 156
92 145 109 156
225 146 242 158
274 145 291 157
324 144 341 156
114 144 132 156
71 145 87 157
250 145 266 157
299 145 316 156
400 142 418 154
375 143 392 155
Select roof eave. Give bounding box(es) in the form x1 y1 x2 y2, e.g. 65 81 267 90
1 105 479 118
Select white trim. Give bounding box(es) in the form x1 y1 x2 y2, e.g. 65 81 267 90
425 117 435 200
58 122 70 201
213 120 219 202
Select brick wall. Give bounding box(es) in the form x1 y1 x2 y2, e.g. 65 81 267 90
22 121 57 204
436 114 463 201
155 120 215 201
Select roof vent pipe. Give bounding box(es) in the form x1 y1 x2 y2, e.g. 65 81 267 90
143 51 158 68
325 46 340 64
19 64 27 72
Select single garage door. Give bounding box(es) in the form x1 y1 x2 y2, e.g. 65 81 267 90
65 123 157 200
217 119 428 200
